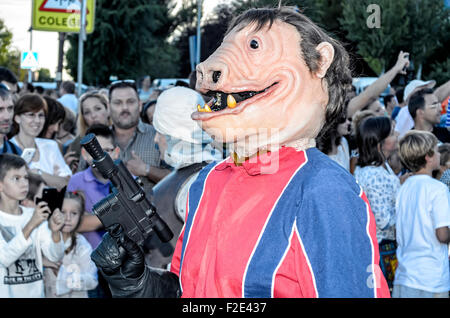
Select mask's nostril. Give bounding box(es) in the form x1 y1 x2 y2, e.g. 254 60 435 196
212 71 221 83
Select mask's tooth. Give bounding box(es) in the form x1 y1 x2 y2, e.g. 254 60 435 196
197 104 204 112
204 104 212 112
227 94 237 108
215 93 222 108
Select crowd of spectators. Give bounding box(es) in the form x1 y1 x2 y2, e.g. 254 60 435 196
317 52 450 297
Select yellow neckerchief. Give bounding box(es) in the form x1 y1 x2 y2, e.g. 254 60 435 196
232 150 269 166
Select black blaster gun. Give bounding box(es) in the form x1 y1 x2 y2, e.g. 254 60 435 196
80 133 173 246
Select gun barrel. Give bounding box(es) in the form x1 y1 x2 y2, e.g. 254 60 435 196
152 214 173 243
80 133 104 161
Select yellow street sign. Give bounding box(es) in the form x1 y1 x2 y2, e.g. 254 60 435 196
32 0 96 33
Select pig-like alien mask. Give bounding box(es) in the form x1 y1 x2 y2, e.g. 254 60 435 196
194 7 351 158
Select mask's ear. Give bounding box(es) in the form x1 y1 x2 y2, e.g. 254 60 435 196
315 42 335 79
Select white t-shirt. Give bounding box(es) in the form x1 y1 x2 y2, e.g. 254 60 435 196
328 137 350 171
44 234 98 298
394 106 414 138
58 94 78 115
394 175 450 293
11 137 72 177
0 206 65 298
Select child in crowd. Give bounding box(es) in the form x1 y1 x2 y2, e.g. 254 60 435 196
393 131 450 298
67 124 119 298
0 153 65 297
43 191 98 298
436 143 450 190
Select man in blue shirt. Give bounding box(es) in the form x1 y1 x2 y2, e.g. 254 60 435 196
0 84 21 155
58 80 78 115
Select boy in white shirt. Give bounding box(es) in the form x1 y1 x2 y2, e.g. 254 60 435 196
394 130 450 298
0 153 65 298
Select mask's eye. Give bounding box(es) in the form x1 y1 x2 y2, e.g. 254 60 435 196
250 39 259 49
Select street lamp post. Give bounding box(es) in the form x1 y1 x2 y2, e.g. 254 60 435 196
28 26 33 83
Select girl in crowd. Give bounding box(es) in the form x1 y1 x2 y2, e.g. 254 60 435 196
354 116 401 292
40 96 66 140
138 75 153 103
141 100 157 126
64 91 111 173
56 107 77 154
10 94 72 190
348 109 377 174
318 104 352 171
43 191 98 298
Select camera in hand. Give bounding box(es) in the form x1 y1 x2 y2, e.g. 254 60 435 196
80 133 173 246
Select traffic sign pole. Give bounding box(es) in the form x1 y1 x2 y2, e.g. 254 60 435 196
29 27 33 83
77 0 87 97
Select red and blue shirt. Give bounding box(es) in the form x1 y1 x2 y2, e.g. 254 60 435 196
170 147 390 298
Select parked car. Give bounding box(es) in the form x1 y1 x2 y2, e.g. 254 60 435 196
152 78 189 90
18 81 89 94
352 77 392 106
352 77 391 97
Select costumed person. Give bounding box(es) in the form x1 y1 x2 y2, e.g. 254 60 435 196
91 6 390 298
143 86 222 269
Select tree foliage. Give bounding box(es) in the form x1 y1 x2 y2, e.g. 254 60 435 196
341 0 449 79
429 58 450 87
403 0 448 77
340 0 410 75
66 0 181 86
37 68 53 82
173 2 235 77
0 18 22 80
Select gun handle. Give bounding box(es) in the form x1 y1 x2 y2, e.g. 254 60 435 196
108 223 127 257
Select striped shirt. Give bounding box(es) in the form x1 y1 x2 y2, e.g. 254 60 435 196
171 147 390 298
446 97 450 128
